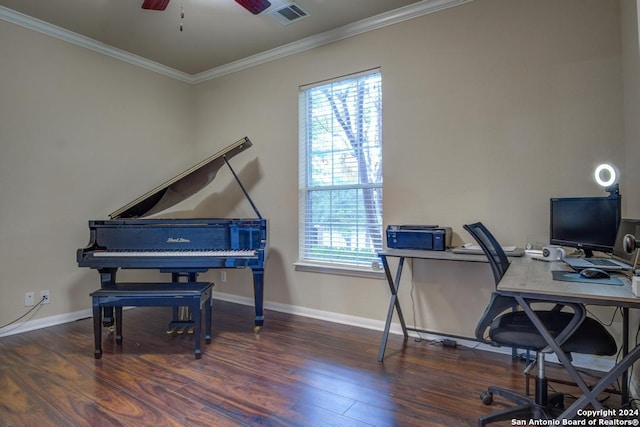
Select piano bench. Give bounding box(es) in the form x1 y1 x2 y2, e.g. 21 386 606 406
90 282 214 360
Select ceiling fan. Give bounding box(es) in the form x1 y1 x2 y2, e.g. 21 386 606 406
141 0 272 15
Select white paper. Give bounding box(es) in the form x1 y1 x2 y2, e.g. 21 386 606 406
462 243 517 252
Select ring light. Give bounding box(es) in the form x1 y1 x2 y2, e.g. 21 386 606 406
594 163 616 187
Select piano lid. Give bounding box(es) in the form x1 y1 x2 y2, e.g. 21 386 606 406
110 137 253 219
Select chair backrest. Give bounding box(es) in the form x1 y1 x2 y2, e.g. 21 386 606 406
464 222 515 344
463 222 510 286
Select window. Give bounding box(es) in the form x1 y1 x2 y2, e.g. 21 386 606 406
299 70 383 269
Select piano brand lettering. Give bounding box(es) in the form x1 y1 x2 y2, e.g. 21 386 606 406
167 237 191 243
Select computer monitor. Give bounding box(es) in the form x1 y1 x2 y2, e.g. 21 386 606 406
549 196 621 257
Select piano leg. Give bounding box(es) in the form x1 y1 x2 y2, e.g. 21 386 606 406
252 268 265 333
98 268 118 327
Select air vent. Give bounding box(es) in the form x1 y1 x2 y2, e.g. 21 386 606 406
269 2 310 25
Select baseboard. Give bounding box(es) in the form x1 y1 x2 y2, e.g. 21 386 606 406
1 291 635 401
0 307 92 337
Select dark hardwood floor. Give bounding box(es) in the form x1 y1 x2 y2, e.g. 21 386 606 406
0 300 622 426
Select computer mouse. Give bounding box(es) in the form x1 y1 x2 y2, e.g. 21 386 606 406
579 268 610 279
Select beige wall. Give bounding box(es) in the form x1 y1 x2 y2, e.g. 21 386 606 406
623 0 640 217
190 0 626 339
0 20 194 328
0 0 634 359
621 0 640 391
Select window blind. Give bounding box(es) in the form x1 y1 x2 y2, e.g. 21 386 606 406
299 70 383 268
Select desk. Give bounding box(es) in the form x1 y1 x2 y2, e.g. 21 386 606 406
498 256 638 418
377 249 489 362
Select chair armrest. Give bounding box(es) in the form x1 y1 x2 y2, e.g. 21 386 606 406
476 292 587 349
475 292 518 344
542 301 586 350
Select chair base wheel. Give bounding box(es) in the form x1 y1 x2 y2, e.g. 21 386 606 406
480 391 493 405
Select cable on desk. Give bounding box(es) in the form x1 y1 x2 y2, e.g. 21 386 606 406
408 276 467 348
586 305 621 328
408 269 434 344
585 306 624 393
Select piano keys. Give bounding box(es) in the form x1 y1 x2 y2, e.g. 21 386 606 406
92 249 257 258
77 137 268 332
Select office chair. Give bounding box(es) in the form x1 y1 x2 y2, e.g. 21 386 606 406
463 222 617 426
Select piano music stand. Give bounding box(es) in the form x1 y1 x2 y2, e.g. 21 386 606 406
91 282 213 359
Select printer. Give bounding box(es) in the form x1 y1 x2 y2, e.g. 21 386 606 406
386 225 452 251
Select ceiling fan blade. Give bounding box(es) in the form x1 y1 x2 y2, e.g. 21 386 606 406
235 0 272 15
142 0 170 11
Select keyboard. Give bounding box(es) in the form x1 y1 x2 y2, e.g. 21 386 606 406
587 259 618 267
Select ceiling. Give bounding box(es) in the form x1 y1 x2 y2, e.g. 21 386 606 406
0 0 446 77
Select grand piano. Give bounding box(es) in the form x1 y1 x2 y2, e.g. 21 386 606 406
77 137 268 332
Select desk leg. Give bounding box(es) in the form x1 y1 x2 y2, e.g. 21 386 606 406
378 255 408 362
622 307 629 405
561 344 640 419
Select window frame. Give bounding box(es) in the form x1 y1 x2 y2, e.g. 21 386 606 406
296 69 384 276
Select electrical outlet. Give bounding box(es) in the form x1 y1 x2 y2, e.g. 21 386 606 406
25 292 35 307
220 271 227 283
40 290 50 304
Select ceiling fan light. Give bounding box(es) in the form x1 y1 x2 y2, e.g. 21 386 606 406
235 0 272 15
142 0 170 11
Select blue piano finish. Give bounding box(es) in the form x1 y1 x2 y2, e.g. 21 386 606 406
91 282 214 359
77 218 267 327
76 137 268 331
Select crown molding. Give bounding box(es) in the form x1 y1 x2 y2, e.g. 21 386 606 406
191 0 473 83
1 0 473 85
0 5 193 83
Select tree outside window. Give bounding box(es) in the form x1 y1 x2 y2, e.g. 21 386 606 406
299 70 383 267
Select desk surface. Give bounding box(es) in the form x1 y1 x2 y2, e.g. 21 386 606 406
379 249 640 307
498 255 639 308
378 248 489 263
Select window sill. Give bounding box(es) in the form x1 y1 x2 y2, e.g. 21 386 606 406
294 262 385 279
